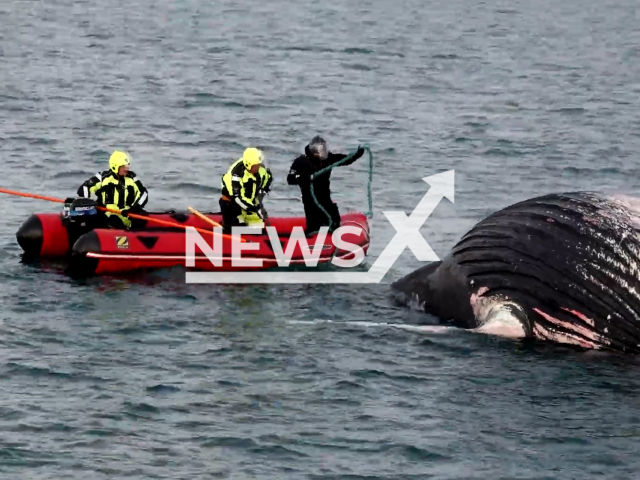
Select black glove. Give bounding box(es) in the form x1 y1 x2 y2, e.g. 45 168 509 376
355 146 365 158
122 204 145 217
131 204 147 215
247 204 264 219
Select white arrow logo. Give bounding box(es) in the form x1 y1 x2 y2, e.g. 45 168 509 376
185 170 455 284
365 169 454 282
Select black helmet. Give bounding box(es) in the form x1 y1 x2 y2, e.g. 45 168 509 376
307 136 328 161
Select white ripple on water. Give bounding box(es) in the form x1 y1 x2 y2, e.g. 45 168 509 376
287 319 453 334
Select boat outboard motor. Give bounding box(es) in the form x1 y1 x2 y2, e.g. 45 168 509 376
62 197 100 247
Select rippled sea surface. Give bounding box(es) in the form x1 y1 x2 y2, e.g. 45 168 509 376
2 0 640 478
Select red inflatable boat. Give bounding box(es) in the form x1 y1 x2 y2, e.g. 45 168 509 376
16 209 371 276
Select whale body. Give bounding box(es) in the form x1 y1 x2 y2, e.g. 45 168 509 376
391 192 640 353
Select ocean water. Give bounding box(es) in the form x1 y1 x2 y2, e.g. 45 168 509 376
2 0 640 478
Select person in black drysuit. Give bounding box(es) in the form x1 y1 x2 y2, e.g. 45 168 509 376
287 136 365 236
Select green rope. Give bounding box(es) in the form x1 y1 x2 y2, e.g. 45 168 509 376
364 145 373 218
309 144 373 234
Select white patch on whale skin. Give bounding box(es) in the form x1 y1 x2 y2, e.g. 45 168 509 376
472 304 527 339
607 194 640 229
469 288 526 339
408 292 426 312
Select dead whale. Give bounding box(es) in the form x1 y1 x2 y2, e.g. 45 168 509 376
391 192 640 353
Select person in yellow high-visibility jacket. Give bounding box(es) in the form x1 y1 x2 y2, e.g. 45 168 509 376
220 147 272 233
77 150 149 229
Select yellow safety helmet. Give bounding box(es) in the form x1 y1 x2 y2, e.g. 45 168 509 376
242 147 264 170
109 150 131 174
